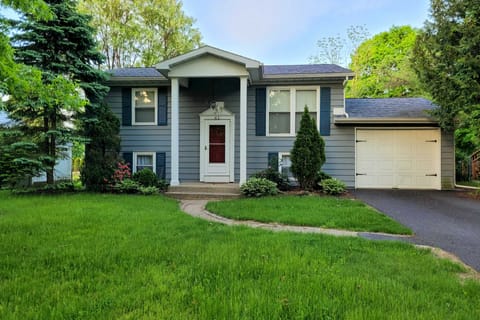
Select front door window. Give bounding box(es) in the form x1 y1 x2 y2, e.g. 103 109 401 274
209 125 225 163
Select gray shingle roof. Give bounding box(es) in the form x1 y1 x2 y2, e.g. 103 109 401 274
264 64 353 75
108 67 166 79
345 98 436 118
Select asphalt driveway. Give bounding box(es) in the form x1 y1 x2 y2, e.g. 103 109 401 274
352 190 480 271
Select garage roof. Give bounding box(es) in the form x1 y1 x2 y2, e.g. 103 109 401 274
336 98 438 124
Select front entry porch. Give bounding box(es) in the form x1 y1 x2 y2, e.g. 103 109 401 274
165 182 241 200
155 46 261 186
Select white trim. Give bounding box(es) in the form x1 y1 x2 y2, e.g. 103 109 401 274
199 108 235 183
266 86 320 137
335 117 437 124
133 152 156 173
263 72 355 79
170 78 180 186
156 45 262 71
240 76 248 184
132 88 158 125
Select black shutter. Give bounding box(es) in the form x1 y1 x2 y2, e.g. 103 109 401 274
268 152 278 169
122 88 132 126
156 152 166 179
256 88 266 136
123 152 133 171
320 87 331 136
157 88 168 126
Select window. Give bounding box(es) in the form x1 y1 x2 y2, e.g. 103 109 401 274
278 152 294 181
133 152 156 173
132 88 157 125
267 87 319 136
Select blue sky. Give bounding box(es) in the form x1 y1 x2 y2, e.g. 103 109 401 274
182 0 431 65
1 0 431 66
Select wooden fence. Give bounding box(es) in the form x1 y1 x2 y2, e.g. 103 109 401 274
472 150 480 180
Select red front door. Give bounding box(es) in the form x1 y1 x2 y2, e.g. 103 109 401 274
209 125 225 163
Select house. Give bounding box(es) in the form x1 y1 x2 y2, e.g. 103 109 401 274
105 45 455 190
0 111 73 183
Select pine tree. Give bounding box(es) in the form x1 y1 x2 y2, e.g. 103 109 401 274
80 102 120 191
11 0 119 187
290 107 325 190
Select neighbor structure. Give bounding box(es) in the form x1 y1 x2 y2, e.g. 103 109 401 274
105 45 454 190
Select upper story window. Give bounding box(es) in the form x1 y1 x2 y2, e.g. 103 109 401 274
133 88 157 125
267 87 319 136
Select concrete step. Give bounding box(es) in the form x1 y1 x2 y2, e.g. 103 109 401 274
166 183 241 200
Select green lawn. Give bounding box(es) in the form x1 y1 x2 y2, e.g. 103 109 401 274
0 192 479 319
457 180 480 188
206 195 412 235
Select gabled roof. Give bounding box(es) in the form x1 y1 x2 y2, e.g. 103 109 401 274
336 98 438 124
156 45 262 71
108 45 354 83
264 64 354 78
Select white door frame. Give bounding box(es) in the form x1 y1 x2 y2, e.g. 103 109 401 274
199 108 235 182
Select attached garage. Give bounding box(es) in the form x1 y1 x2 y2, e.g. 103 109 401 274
355 129 441 189
335 98 455 190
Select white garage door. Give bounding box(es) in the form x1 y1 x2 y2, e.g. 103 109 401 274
356 129 441 189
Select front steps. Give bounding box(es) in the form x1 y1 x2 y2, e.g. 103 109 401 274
166 182 241 200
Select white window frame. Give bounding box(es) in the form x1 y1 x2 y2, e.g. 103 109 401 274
266 86 320 136
132 88 158 125
133 152 156 174
278 152 295 182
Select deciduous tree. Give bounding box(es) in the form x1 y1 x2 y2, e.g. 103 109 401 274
310 25 370 67
348 25 423 98
78 0 202 68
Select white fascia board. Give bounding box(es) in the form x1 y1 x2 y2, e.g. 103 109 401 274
334 117 438 124
156 45 262 71
262 72 355 79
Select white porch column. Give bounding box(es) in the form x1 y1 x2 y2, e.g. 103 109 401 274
170 77 180 186
239 76 248 184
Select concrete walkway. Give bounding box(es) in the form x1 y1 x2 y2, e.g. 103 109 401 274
180 200 407 238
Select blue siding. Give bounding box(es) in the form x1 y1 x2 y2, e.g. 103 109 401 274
109 87 172 181
246 85 356 187
108 79 455 189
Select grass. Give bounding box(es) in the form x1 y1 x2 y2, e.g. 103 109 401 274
457 180 480 188
0 192 479 319
206 195 412 235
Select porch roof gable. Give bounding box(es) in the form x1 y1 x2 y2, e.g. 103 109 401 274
156 45 262 79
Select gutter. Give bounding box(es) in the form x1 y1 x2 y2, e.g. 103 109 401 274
334 117 438 125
